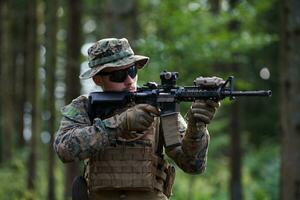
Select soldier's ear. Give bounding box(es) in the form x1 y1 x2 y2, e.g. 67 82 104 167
92 75 103 86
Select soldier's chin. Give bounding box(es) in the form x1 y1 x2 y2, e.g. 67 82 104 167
124 87 136 92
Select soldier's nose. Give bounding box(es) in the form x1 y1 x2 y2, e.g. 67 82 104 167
124 74 134 84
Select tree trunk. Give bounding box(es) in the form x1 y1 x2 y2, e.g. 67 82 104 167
103 0 139 41
12 1 27 148
230 97 242 200
280 0 300 199
0 0 27 164
26 0 38 192
228 1 242 199
64 0 82 198
45 0 58 199
0 0 14 163
0 0 4 164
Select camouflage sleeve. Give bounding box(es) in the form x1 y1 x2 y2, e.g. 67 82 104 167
53 96 119 163
165 113 209 174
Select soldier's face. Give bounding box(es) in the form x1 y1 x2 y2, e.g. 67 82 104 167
93 65 138 92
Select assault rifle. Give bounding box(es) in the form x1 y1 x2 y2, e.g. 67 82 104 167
88 71 271 120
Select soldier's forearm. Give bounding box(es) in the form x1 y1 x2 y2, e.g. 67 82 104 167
164 113 209 174
166 145 207 174
182 122 210 157
167 124 209 174
54 118 111 162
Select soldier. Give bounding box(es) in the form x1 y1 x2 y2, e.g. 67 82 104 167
54 38 224 200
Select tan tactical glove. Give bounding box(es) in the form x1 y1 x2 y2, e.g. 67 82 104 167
190 100 220 125
101 104 159 141
119 104 159 133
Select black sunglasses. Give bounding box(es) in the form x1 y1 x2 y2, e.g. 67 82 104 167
96 65 138 83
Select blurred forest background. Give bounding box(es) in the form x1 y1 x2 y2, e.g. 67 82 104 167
0 0 299 199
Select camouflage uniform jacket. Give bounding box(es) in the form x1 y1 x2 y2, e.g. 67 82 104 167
54 95 210 174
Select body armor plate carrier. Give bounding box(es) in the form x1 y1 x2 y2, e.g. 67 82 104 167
85 145 175 198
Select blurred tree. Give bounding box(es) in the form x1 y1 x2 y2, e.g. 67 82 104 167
228 1 242 200
280 0 300 199
0 0 4 164
229 89 242 200
0 0 14 163
25 0 39 192
44 0 58 199
103 0 139 41
209 0 220 15
64 0 82 198
11 0 27 148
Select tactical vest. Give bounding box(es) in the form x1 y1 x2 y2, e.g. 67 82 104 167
85 117 175 198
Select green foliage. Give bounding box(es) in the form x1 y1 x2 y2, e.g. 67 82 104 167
0 151 65 200
0 156 30 200
244 144 279 200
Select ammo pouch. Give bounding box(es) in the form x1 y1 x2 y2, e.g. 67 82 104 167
86 145 175 198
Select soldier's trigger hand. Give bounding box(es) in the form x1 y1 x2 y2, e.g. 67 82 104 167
191 100 220 124
136 104 160 116
121 104 157 133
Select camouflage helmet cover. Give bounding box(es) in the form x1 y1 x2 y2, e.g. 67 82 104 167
80 38 149 79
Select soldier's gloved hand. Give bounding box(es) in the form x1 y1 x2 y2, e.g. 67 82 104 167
190 100 220 124
189 76 224 125
119 104 159 133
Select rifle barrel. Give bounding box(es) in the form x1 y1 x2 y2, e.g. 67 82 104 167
223 90 272 97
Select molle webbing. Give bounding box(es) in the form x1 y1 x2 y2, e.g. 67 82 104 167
87 146 168 193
